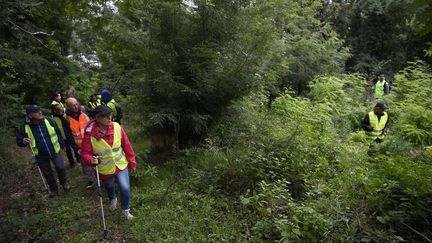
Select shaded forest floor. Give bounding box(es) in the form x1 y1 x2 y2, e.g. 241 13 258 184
0 131 249 242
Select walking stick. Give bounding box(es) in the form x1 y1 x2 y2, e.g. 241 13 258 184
29 141 50 194
95 165 108 237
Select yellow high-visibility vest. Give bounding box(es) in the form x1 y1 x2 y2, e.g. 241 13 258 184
367 111 388 140
105 99 117 116
91 122 128 175
51 100 65 109
52 115 66 139
89 99 102 110
374 81 386 98
25 118 60 155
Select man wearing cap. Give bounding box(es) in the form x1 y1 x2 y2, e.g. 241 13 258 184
65 97 94 188
17 105 70 197
362 101 390 144
374 74 390 99
81 105 137 220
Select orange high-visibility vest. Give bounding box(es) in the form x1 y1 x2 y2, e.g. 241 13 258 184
68 113 90 148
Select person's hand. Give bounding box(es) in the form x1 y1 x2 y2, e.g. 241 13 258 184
77 149 81 155
23 137 31 145
130 167 136 174
91 156 99 165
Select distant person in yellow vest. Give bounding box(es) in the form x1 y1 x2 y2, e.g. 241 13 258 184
362 101 389 145
50 92 65 115
88 94 101 110
65 97 94 188
53 104 79 168
17 105 70 197
81 105 137 220
101 88 122 124
374 74 390 99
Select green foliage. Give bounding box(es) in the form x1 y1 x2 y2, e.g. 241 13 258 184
171 70 432 241
86 0 350 145
324 0 432 76
390 61 432 145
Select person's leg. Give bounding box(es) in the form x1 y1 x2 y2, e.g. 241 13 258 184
37 160 58 192
115 169 131 210
52 153 67 186
77 156 94 185
102 176 116 201
65 140 75 167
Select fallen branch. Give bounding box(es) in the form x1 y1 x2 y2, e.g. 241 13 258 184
31 31 54 36
7 19 52 49
401 222 432 243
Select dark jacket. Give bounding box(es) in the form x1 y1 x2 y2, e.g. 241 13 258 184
17 116 65 162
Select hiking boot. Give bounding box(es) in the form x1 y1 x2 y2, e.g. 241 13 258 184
49 191 59 198
62 182 70 192
85 181 94 189
122 209 135 220
109 198 117 211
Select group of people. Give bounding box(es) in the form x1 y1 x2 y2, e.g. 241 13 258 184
17 88 136 220
14 74 391 221
363 73 391 151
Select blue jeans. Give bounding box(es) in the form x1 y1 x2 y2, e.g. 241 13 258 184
103 169 131 210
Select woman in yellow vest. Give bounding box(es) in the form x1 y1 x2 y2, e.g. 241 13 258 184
361 101 389 144
52 104 79 168
50 92 65 115
81 105 137 220
17 105 70 197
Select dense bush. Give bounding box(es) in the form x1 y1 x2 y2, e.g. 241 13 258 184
171 67 432 241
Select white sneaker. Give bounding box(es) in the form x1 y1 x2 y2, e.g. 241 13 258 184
122 209 135 220
109 198 117 211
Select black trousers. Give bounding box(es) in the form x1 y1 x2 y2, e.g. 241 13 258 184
37 153 67 192
65 139 76 167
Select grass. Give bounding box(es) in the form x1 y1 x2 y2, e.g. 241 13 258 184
0 130 248 242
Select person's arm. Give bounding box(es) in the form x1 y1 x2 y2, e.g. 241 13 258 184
361 114 373 131
81 131 95 166
383 115 390 134
384 82 390 95
48 117 65 149
120 126 136 170
17 125 28 147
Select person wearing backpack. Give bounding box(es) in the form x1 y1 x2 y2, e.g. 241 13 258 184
17 105 70 197
100 89 123 124
374 74 390 99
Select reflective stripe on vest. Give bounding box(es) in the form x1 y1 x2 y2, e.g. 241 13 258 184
374 81 386 98
25 118 60 156
91 122 128 175
367 111 388 140
68 113 90 148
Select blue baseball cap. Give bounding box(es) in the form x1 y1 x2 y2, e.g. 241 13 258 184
26 104 41 114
